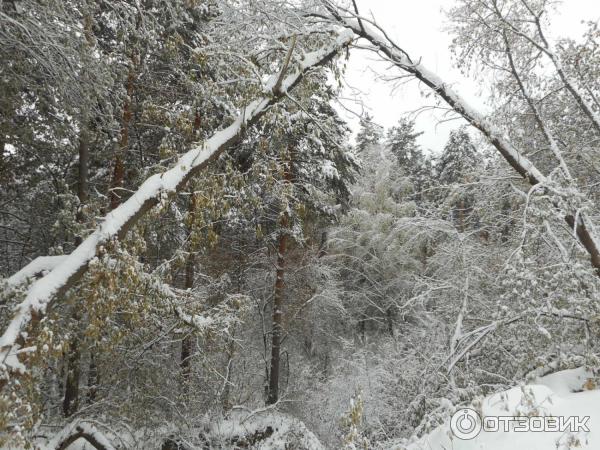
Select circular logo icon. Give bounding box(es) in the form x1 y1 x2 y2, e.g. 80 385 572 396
450 408 482 440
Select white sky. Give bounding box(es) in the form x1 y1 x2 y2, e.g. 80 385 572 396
340 0 600 153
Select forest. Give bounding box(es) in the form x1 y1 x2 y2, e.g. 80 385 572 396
1 0 600 449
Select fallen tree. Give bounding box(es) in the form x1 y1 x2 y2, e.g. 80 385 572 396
323 1 600 276
3 0 599 403
0 29 354 384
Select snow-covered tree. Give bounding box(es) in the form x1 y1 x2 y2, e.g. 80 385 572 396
355 113 383 153
436 128 482 231
2 1 600 448
386 118 423 168
386 118 432 204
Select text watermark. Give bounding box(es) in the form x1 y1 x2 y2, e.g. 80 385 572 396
450 408 590 440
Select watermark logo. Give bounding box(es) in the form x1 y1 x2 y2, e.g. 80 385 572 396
450 408 482 440
450 408 590 440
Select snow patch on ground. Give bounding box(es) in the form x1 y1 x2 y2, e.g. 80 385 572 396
5 412 324 449
535 366 593 397
204 410 325 450
398 367 598 450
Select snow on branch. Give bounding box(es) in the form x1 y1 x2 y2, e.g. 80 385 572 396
47 420 116 450
0 29 353 380
3 255 68 289
4 251 244 336
324 3 600 276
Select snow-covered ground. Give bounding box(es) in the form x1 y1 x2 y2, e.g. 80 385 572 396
399 367 598 450
5 410 324 450
6 368 598 449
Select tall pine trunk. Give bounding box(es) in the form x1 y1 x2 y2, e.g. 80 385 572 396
109 63 136 210
180 208 196 383
180 113 201 386
62 124 89 417
266 219 288 405
87 50 139 403
62 331 81 417
266 154 293 405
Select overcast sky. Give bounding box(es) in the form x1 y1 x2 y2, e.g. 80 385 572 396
340 0 600 154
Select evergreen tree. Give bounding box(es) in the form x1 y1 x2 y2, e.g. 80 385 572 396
386 118 424 170
437 127 479 185
3 2 600 449
386 118 431 203
355 113 382 153
436 127 482 231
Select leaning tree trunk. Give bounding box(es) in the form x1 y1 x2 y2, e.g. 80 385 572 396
326 7 600 276
0 31 353 388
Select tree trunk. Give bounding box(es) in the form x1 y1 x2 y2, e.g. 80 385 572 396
62 125 89 417
358 318 366 345
386 307 395 338
420 241 429 270
80 122 99 403
458 199 465 233
221 335 236 411
317 231 328 258
0 35 352 384
180 232 195 383
0 134 8 185
77 128 90 210
86 352 98 403
109 64 136 210
87 60 137 402
266 222 288 405
62 329 81 417
329 12 600 275
180 114 202 386
266 156 293 406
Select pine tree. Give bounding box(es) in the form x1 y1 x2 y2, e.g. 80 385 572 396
386 118 431 203
436 127 481 231
355 113 382 153
386 118 424 170
437 127 479 185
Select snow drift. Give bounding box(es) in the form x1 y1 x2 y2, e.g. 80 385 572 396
399 367 598 450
